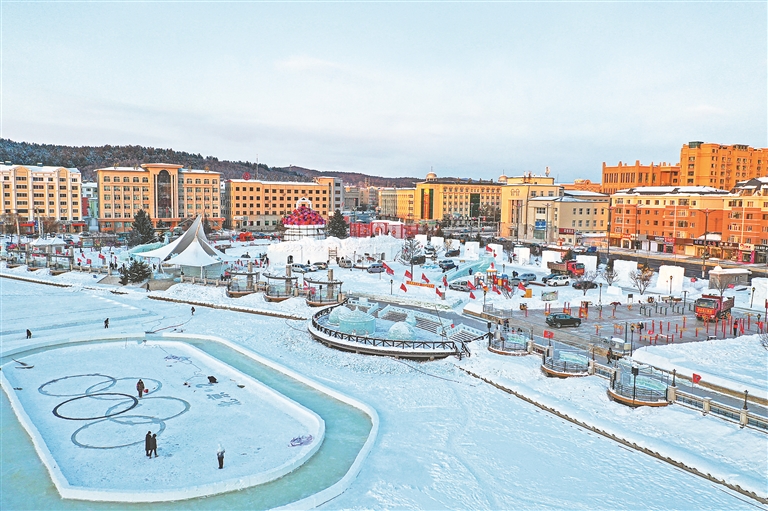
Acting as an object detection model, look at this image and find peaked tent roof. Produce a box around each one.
[164,238,222,267]
[136,216,232,264]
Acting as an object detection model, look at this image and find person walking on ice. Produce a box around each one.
[104,318,109,329]
[150,433,158,457]
[26,329,32,339]
[191,306,195,315]
[136,379,145,398]
[145,431,152,458]
[217,445,225,469]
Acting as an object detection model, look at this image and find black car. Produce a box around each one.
[545,313,582,328]
[572,281,598,290]
[439,259,457,270]
[445,248,460,257]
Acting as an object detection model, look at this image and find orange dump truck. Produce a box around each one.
[694,294,735,320]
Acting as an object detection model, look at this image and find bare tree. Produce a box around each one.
[601,266,619,286]
[708,271,732,299]
[575,271,599,296]
[629,267,654,295]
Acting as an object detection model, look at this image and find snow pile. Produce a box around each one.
[514,246,531,265]
[540,250,560,271]
[575,255,597,274]
[613,259,638,285]
[656,265,685,294]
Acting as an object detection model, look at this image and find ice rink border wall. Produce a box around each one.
[0,332,379,508]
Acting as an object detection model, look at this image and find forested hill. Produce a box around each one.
[0,139,418,188]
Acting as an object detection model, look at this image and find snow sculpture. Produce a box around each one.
[282,201,326,241]
[613,260,639,285]
[515,246,530,265]
[387,321,414,340]
[575,255,597,274]
[405,311,417,327]
[657,265,684,294]
[540,250,561,271]
[338,310,376,336]
[328,305,354,326]
[464,241,480,259]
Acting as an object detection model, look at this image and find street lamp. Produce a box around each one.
[599,282,603,306]
[607,205,614,266]
[668,275,673,296]
[751,287,755,308]
[390,278,393,295]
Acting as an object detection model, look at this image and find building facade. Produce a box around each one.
[414,172,502,223]
[95,163,222,233]
[601,161,680,195]
[680,141,767,190]
[223,178,333,231]
[498,173,562,240]
[395,188,416,223]
[377,188,398,219]
[0,163,84,233]
[526,195,609,246]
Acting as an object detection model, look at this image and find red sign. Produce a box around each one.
[692,373,702,384]
[543,330,554,339]
[559,228,575,234]
[242,172,251,180]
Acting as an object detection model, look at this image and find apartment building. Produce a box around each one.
[95,163,222,233]
[609,186,733,258]
[318,177,344,212]
[395,188,416,223]
[526,192,609,246]
[0,163,84,233]
[680,141,767,190]
[377,188,398,218]
[223,178,333,231]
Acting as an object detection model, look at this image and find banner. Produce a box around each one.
[406,280,435,289]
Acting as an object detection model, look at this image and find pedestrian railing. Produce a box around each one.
[489,335,527,354]
[543,357,589,375]
[611,381,666,403]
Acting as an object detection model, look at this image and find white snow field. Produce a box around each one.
[1,258,767,510]
[1,340,324,502]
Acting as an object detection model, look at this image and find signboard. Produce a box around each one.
[543,330,554,339]
[693,239,720,247]
[739,243,754,251]
[559,228,575,234]
[541,290,558,301]
[755,245,768,252]
[406,280,435,289]
[534,220,547,231]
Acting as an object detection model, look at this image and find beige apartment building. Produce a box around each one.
[498,173,562,240]
[223,178,334,231]
[395,188,416,223]
[95,163,222,233]
[377,188,398,218]
[0,163,84,233]
[526,192,609,246]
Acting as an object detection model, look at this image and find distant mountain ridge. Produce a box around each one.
[0,139,419,188]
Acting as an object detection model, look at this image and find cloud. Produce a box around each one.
[275,55,343,72]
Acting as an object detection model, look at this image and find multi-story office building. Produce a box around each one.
[601,161,680,195]
[318,177,344,212]
[414,172,502,223]
[95,163,222,233]
[344,186,362,210]
[223,178,333,231]
[680,141,767,190]
[526,192,609,246]
[377,188,398,218]
[498,173,562,240]
[0,163,84,233]
[395,188,416,223]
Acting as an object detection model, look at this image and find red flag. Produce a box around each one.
[467,281,476,290]
[504,284,512,292]
[469,291,476,299]
[386,267,394,275]
[692,373,702,384]
[405,270,413,280]
[485,245,492,252]
[443,275,448,287]
[518,282,526,291]
[382,261,391,271]
[436,287,443,297]
[543,330,554,339]
[421,273,430,284]
[400,283,408,292]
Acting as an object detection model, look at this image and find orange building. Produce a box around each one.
[680,141,768,190]
[609,186,732,258]
[601,161,680,195]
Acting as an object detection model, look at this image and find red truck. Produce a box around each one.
[237,232,255,242]
[547,260,585,277]
[694,294,735,320]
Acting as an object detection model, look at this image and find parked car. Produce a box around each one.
[411,255,427,265]
[572,281,598,290]
[339,258,353,268]
[541,273,559,284]
[367,263,385,273]
[445,248,460,257]
[546,275,571,286]
[449,280,472,292]
[311,262,328,271]
[546,313,582,328]
[518,272,537,282]
[291,264,312,274]
[508,278,529,288]
[439,259,457,271]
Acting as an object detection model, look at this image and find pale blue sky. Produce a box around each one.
[2,1,766,181]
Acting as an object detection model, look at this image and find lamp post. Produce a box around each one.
[743,390,749,410]
[390,278,393,295]
[599,282,603,306]
[487,321,492,341]
[607,205,614,266]
[631,365,639,407]
[683,290,688,308]
[668,275,673,296]
[751,287,755,308]
[702,208,710,278]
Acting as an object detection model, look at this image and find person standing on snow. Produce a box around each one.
[145,431,152,458]
[136,379,145,398]
[104,318,109,329]
[217,445,225,469]
[150,434,158,457]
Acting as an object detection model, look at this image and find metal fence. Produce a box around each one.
[489,335,528,354]
[543,357,589,375]
[611,381,666,402]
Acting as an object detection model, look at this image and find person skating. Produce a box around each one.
[136,379,145,398]
[191,306,195,315]
[217,445,225,469]
[104,318,109,329]
[145,431,152,458]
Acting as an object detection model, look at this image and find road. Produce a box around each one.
[604,247,768,280]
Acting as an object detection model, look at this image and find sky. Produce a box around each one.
[2,1,766,182]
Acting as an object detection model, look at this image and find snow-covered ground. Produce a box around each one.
[633,336,768,400]
[2,239,768,509]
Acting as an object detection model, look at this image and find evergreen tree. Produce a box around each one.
[127,259,152,283]
[564,248,575,261]
[129,210,156,247]
[326,210,349,239]
[118,264,129,285]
